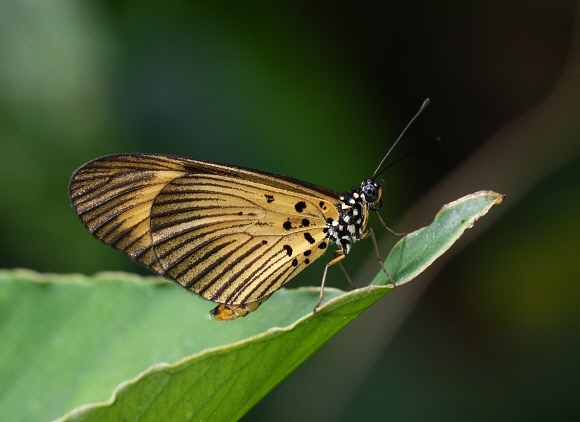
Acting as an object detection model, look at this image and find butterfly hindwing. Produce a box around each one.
[69,153,340,307]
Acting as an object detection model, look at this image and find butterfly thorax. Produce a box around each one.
[326,179,382,255]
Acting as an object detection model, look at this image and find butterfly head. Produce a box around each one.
[361,179,383,211]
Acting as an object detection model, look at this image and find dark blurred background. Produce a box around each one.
[1,1,578,421]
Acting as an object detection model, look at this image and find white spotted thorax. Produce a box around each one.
[325,179,384,255]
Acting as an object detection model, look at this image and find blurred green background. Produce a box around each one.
[1,1,578,421]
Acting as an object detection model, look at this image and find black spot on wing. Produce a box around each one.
[283,245,293,256]
[301,218,310,227]
[304,233,315,244]
[291,259,298,267]
[265,194,274,203]
[294,201,306,212]
[283,221,292,230]
[318,242,327,249]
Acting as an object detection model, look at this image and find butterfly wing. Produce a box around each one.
[69,153,340,308]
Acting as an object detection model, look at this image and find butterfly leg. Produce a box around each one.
[314,253,346,315]
[362,227,395,287]
[373,209,406,236]
[336,259,355,290]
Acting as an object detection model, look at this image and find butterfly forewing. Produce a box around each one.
[69,154,340,307]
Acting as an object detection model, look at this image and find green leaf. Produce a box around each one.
[373,190,505,286]
[0,191,503,422]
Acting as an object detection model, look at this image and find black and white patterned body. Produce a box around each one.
[326,179,383,255]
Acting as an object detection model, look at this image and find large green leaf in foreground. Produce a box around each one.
[0,191,503,422]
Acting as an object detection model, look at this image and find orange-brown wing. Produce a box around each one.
[69,153,340,305]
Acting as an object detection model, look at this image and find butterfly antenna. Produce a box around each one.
[375,136,441,177]
[372,98,430,179]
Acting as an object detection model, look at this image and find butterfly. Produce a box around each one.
[69,99,429,320]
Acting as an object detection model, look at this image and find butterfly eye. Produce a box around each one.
[361,181,380,203]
